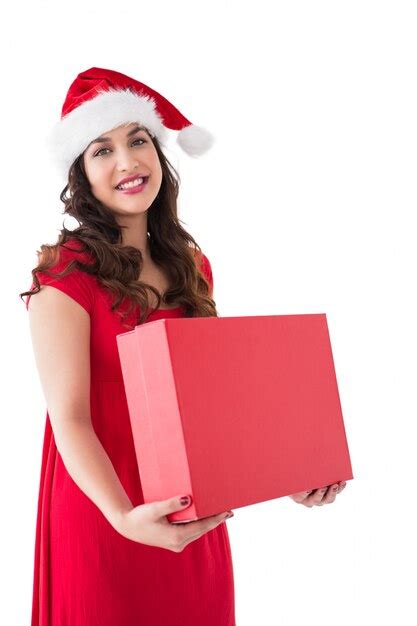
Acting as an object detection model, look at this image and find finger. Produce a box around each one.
[177,531,205,551]
[290,491,312,503]
[303,487,329,507]
[321,483,339,504]
[176,512,229,550]
[175,511,229,546]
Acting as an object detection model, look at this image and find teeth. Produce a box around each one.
[117,177,145,189]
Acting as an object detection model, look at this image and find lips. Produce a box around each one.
[116,177,149,194]
[115,173,149,187]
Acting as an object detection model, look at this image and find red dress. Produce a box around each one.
[24,239,235,626]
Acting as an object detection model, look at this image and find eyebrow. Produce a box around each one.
[87,125,147,149]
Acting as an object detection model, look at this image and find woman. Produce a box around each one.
[20,67,346,625]
[20,67,236,626]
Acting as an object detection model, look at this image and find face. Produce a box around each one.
[82,122,163,217]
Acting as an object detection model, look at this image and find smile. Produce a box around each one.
[116,176,149,194]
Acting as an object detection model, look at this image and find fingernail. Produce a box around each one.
[180,496,192,506]
[333,486,339,492]
[226,512,234,519]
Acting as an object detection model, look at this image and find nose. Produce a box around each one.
[116,146,143,172]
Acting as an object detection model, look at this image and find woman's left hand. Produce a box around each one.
[289,481,347,507]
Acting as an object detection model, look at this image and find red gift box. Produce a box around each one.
[116,313,353,523]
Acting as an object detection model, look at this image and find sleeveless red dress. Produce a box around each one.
[24,239,235,626]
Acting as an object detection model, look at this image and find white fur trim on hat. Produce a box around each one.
[46,88,168,178]
[176,124,215,157]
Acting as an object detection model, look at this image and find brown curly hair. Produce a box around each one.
[19,130,217,329]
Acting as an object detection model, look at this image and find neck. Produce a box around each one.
[120,227,151,258]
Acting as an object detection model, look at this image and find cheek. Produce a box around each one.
[147,146,162,172]
[154,167,163,186]
[150,157,163,184]
[87,162,112,190]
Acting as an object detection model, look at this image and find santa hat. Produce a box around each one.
[47,67,215,178]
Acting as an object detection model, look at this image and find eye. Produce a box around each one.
[132,138,146,146]
[93,137,147,157]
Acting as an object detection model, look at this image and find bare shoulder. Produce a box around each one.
[28,285,92,427]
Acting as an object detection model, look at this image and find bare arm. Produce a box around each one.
[28,286,132,528]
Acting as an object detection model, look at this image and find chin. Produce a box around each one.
[115,204,150,213]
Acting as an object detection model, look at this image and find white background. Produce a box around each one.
[2,1,417,624]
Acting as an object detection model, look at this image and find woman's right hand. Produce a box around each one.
[111,496,234,552]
